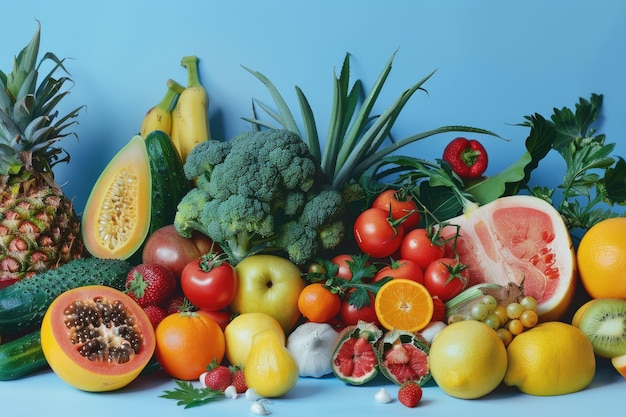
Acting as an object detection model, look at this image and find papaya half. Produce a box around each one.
[40,285,156,392]
[81,135,152,261]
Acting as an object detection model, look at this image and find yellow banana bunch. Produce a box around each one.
[140,79,185,137]
[170,55,211,162]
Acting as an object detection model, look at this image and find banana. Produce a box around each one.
[170,55,211,162]
[140,78,185,138]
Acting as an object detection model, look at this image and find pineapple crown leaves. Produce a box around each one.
[0,21,84,177]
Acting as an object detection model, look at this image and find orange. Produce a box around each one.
[374,278,434,332]
[297,283,341,323]
[155,311,225,380]
[577,217,626,299]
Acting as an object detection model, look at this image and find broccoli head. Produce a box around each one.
[174,128,345,265]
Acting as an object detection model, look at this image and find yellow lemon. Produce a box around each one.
[577,217,626,299]
[245,328,299,398]
[224,312,285,367]
[429,320,507,399]
[504,321,596,395]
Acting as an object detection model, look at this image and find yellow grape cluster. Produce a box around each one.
[450,295,539,346]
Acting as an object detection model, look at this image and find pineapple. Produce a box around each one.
[0,22,84,287]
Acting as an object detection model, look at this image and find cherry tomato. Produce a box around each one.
[180,254,238,311]
[423,257,469,302]
[339,291,380,326]
[400,228,446,270]
[353,207,405,259]
[374,258,424,284]
[371,189,421,230]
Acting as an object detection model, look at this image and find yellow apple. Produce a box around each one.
[232,254,306,333]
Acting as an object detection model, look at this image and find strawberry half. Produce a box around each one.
[125,263,177,308]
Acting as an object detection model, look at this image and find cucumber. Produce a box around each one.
[0,257,133,334]
[0,330,47,380]
[144,130,191,234]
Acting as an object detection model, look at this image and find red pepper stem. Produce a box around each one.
[460,148,482,167]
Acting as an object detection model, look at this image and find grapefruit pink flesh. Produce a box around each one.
[438,195,576,321]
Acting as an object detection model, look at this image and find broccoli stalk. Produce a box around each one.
[174,129,345,265]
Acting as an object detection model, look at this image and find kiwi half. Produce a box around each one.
[578,298,626,358]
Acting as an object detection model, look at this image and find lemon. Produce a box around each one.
[504,321,596,395]
[245,328,299,398]
[224,312,285,367]
[429,320,507,399]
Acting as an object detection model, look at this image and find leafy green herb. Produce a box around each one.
[159,380,223,409]
[527,94,626,235]
[308,254,384,308]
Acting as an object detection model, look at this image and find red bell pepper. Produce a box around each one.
[442,137,488,179]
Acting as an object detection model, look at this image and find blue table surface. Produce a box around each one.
[0,354,621,416]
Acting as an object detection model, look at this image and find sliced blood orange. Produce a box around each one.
[378,329,431,386]
[437,195,576,321]
[374,279,434,332]
[331,321,382,385]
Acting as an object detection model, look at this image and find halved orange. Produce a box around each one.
[374,279,434,332]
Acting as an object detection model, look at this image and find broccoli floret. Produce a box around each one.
[174,128,345,264]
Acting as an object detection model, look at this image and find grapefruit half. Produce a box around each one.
[437,195,576,321]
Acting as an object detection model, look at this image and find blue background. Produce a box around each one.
[4,0,626,215]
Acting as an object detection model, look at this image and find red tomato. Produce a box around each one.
[400,228,446,270]
[197,309,233,331]
[331,254,366,280]
[353,207,405,259]
[180,254,238,311]
[142,224,218,278]
[339,292,379,326]
[371,189,421,230]
[423,257,469,302]
[374,259,424,284]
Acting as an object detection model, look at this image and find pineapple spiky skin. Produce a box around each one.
[0,22,85,286]
[0,185,84,288]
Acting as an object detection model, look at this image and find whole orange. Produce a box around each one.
[577,217,626,299]
[155,311,225,380]
[297,283,341,323]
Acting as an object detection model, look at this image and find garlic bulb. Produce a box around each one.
[286,322,339,377]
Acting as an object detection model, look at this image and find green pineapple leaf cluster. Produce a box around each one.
[0,20,84,182]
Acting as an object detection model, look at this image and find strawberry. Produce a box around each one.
[125,263,177,308]
[430,295,446,323]
[200,361,232,391]
[143,305,167,329]
[230,366,248,393]
[398,381,423,408]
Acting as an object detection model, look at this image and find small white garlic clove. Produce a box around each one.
[250,400,271,415]
[224,385,238,399]
[245,388,262,401]
[374,388,392,404]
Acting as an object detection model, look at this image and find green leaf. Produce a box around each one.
[241,65,299,134]
[159,380,222,409]
[295,86,321,164]
[604,157,626,205]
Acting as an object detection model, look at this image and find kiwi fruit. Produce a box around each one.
[578,298,626,358]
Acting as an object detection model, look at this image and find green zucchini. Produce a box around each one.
[144,130,191,234]
[0,257,133,334]
[0,330,47,380]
